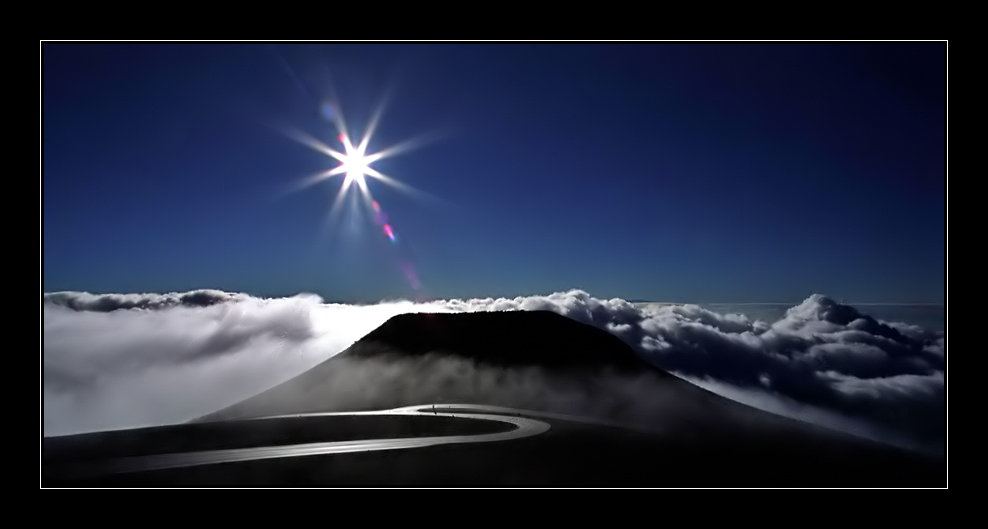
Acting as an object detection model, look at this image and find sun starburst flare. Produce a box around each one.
[280,101,444,222]
[276,98,441,299]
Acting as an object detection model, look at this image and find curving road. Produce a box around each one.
[46,404,551,480]
[264,403,664,432]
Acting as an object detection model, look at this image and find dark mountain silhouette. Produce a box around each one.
[349,310,659,373]
[202,310,723,423]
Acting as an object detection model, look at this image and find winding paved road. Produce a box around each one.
[46,404,552,480]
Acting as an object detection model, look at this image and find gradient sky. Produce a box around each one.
[42,43,945,304]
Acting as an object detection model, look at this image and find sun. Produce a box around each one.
[282,102,440,220]
[337,134,372,188]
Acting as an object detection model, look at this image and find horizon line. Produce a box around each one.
[41,290,945,307]
[629,301,945,307]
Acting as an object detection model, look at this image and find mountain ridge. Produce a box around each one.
[199,310,921,456]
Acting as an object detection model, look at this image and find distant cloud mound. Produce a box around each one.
[42,289,944,455]
[44,289,248,312]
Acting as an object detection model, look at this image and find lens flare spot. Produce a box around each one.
[401,261,422,290]
[383,224,395,242]
[321,104,335,121]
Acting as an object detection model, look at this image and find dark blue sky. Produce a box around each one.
[43,43,945,304]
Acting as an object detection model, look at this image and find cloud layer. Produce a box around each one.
[43,289,249,312]
[42,289,944,455]
[43,293,450,436]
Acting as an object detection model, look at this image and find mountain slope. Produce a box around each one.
[199,311,918,449]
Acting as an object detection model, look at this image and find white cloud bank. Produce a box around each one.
[42,289,944,455]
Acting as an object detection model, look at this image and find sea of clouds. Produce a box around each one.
[42,289,945,456]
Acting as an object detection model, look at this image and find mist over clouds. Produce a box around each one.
[439,291,944,452]
[43,290,944,455]
[43,292,451,435]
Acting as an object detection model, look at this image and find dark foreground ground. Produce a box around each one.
[44,412,945,488]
